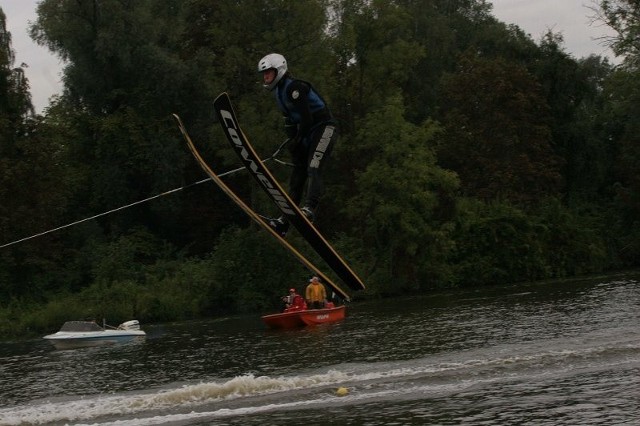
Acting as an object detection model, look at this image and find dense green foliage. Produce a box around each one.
[1,0,639,338]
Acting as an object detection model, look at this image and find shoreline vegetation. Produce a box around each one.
[2,269,639,341]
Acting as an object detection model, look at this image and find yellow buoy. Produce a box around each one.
[336,387,349,396]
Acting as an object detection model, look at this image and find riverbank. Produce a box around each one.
[3,269,638,342]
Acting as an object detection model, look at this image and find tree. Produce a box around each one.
[595,0,640,265]
[600,67,640,264]
[30,1,213,245]
[530,32,615,201]
[438,52,563,203]
[0,7,34,151]
[327,0,425,123]
[0,9,79,300]
[597,0,640,66]
[344,93,459,292]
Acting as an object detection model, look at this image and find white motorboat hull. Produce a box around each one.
[43,320,146,349]
[43,330,146,349]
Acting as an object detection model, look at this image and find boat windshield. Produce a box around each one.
[59,321,104,332]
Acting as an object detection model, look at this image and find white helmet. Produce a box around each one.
[258,53,287,90]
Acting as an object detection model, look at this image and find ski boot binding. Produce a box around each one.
[268,216,290,237]
[301,206,315,223]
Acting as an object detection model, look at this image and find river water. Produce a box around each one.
[1,274,639,425]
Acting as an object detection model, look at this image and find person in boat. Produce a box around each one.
[257,53,337,237]
[305,276,327,309]
[282,288,306,312]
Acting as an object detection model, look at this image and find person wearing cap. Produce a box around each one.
[281,287,306,312]
[281,288,296,309]
[305,276,327,309]
[257,53,337,237]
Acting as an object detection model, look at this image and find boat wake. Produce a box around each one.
[2,335,638,425]
[0,370,355,425]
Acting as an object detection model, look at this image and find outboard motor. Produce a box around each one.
[118,320,141,330]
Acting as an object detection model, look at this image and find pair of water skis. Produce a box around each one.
[173,93,365,326]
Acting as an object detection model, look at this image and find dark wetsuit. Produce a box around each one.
[274,75,337,211]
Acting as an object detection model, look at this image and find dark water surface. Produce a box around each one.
[1,274,639,425]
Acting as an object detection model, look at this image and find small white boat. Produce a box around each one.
[43,319,146,349]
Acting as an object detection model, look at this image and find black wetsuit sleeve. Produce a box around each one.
[287,80,312,137]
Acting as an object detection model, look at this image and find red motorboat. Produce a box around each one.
[299,305,346,326]
[261,304,346,329]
